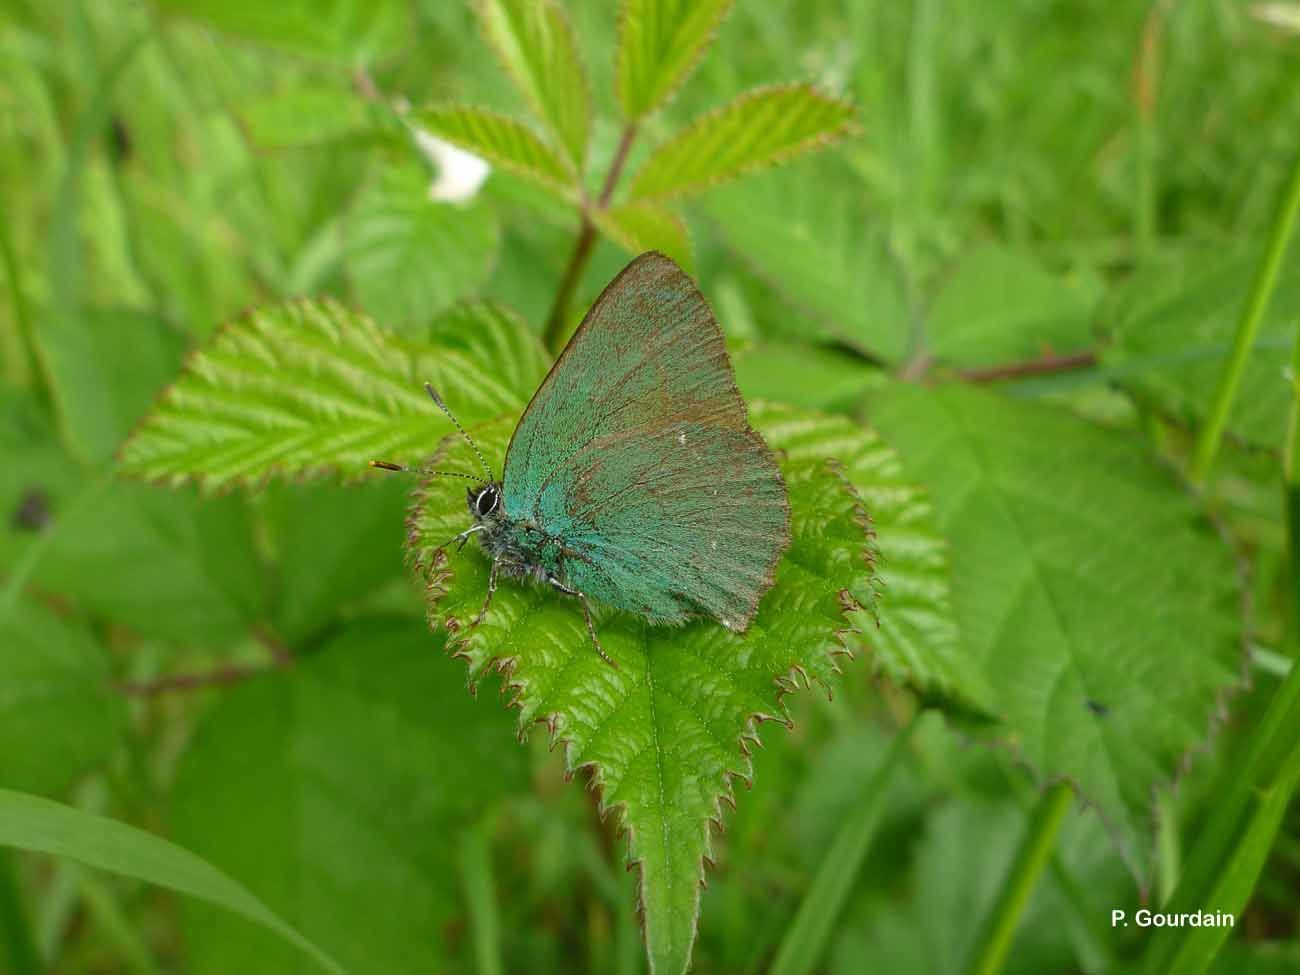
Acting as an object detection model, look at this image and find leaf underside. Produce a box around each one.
[406,404,881,974]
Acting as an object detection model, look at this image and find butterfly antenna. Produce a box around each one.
[367,460,482,482]
[424,383,495,482]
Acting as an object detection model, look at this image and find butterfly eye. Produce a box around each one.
[474,486,499,518]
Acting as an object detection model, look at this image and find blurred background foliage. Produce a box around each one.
[2,0,1300,973]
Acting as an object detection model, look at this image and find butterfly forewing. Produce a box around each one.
[502,252,790,630]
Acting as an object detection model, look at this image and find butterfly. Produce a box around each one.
[373,252,790,668]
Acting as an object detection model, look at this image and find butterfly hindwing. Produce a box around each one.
[502,252,789,630]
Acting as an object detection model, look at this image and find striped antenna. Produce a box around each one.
[367,460,483,482]
[424,383,495,482]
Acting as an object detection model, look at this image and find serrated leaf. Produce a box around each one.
[708,162,911,363]
[927,245,1100,368]
[627,86,856,203]
[118,298,529,489]
[869,384,1245,880]
[0,600,124,795]
[756,405,994,716]
[475,0,590,168]
[407,406,882,974]
[1101,247,1300,451]
[412,106,576,197]
[592,202,694,272]
[0,789,345,975]
[424,300,551,399]
[616,0,735,120]
[348,161,501,330]
[172,618,527,974]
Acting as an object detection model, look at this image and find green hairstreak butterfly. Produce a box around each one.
[373,252,790,667]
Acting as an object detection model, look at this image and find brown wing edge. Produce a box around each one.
[509,251,792,629]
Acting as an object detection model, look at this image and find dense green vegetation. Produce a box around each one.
[3,1,1300,973]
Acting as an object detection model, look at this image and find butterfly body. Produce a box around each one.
[386,252,790,664]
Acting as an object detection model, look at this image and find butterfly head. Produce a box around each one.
[467,482,503,522]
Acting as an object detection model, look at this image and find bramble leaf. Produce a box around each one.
[869,384,1245,881]
[627,86,857,203]
[348,161,500,330]
[171,619,527,974]
[475,0,590,168]
[616,0,735,120]
[412,105,576,197]
[118,299,540,489]
[406,406,884,974]
[754,404,994,716]
[592,202,694,271]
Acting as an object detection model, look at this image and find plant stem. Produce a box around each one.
[542,124,638,353]
[963,781,1073,975]
[955,350,1098,384]
[1190,143,1300,484]
[768,711,922,975]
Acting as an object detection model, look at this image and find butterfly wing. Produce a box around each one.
[502,252,789,630]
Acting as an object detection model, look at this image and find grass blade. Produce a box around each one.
[962,782,1074,975]
[1190,143,1300,483]
[769,712,921,975]
[0,790,347,975]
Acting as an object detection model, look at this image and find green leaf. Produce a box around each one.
[236,88,378,151]
[412,106,576,197]
[154,0,406,62]
[927,245,1099,368]
[616,0,736,120]
[0,599,124,795]
[869,384,1245,880]
[0,789,346,975]
[36,484,266,646]
[475,0,590,168]
[118,298,529,489]
[1101,247,1300,451]
[627,85,856,203]
[265,478,412,645]
[757,405,994,716]
[708,162,911,362]
[407,406,881,975]
[424,300,551,400]
[348,161,501,330]
[172,618,527,974]
[36,309,186,465]
[592,202,694,272]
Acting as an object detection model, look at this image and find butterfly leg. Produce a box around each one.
[547,576,618,670]
[440,524,483,552]
[471,559,500,629]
